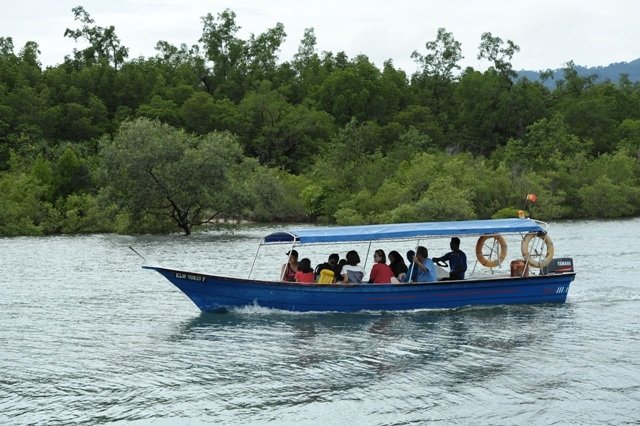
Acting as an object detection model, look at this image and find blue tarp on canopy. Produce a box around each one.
[262,218,545,245]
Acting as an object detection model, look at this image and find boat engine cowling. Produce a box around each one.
[541,258,574,274]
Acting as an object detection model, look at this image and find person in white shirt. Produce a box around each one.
[341,250,365,283]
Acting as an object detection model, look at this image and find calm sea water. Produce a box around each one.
[1,220,639,425]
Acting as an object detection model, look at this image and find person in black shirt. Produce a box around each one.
[432,237,467,280]
[388,250,408,279]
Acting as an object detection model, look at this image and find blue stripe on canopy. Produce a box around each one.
[262,218,545,245]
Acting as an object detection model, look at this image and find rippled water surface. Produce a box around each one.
[1,220,639,425]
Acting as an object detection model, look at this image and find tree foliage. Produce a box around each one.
[101,118,255,234]
[64,6,129,69]
[1,7,640,235]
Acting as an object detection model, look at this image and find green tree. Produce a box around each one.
[554,61,596,96]
[578,176,638,218]
[314,55,391,125]
[477,32,520,82]
[411,27,462,119]
[246,22,286,83]
[452,69,505,153]
[101,118,253,234]
[493,114,591,171]
[617,118,640,158]
[57,192,119,233]
[0,171,58,235]
[237,84,334,171]
[137,95,181,126]
[64,6,129,69]
[559,83,621,155]
[289,28,328,103]
[416,176,476,221]
[238,159,306,222]
[412,28,463,82]
[53,145,92,198]
[199,9,247,99]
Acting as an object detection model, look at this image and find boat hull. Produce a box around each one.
[145,266,576,313]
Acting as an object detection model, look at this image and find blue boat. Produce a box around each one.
[143,218,576,313]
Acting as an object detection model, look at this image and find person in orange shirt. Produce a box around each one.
[295,258,315,284]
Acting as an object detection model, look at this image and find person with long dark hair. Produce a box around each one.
[388,250,408,279]
[281,250,299,281]
[368,249,395,284]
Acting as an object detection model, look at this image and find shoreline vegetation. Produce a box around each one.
[1,7,640,236]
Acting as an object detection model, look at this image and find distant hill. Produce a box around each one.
[517,58,640,88]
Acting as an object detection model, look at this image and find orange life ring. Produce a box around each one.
[475,235,508,268]
[521,232,554,268]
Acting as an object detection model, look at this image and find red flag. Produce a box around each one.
[527,193,538,203]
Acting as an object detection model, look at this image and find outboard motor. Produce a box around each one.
[541,258,574,274]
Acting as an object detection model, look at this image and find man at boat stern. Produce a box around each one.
[432,237,467,280]
[410,246,437,283]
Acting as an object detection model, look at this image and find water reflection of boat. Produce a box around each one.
[143,218,575,313]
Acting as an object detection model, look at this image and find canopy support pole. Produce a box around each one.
[248,242,263,279]
[279,243,296,280]
[406,240,421,282]
[362,241,373,272]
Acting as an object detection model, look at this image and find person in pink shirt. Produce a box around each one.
[368,249,396,284]
[295,258,316,284]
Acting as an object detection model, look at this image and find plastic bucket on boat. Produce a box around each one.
[510,259,529,277]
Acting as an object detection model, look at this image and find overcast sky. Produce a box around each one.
[3,0,639,73]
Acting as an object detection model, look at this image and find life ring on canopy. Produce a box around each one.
[475,234,508,268]
[521,232,554,268]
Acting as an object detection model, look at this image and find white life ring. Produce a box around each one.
[521,232,554,268]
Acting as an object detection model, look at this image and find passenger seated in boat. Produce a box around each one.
[341,250,365,283]
[295,258,315,284]
[432,237,467,280]
[410,246,437,283]
[369,249,396,284]
[281,250,299,281]
[388,250,408,280]
[315,253,341,283]
[403,250,418,282]
[338,258,347,268]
